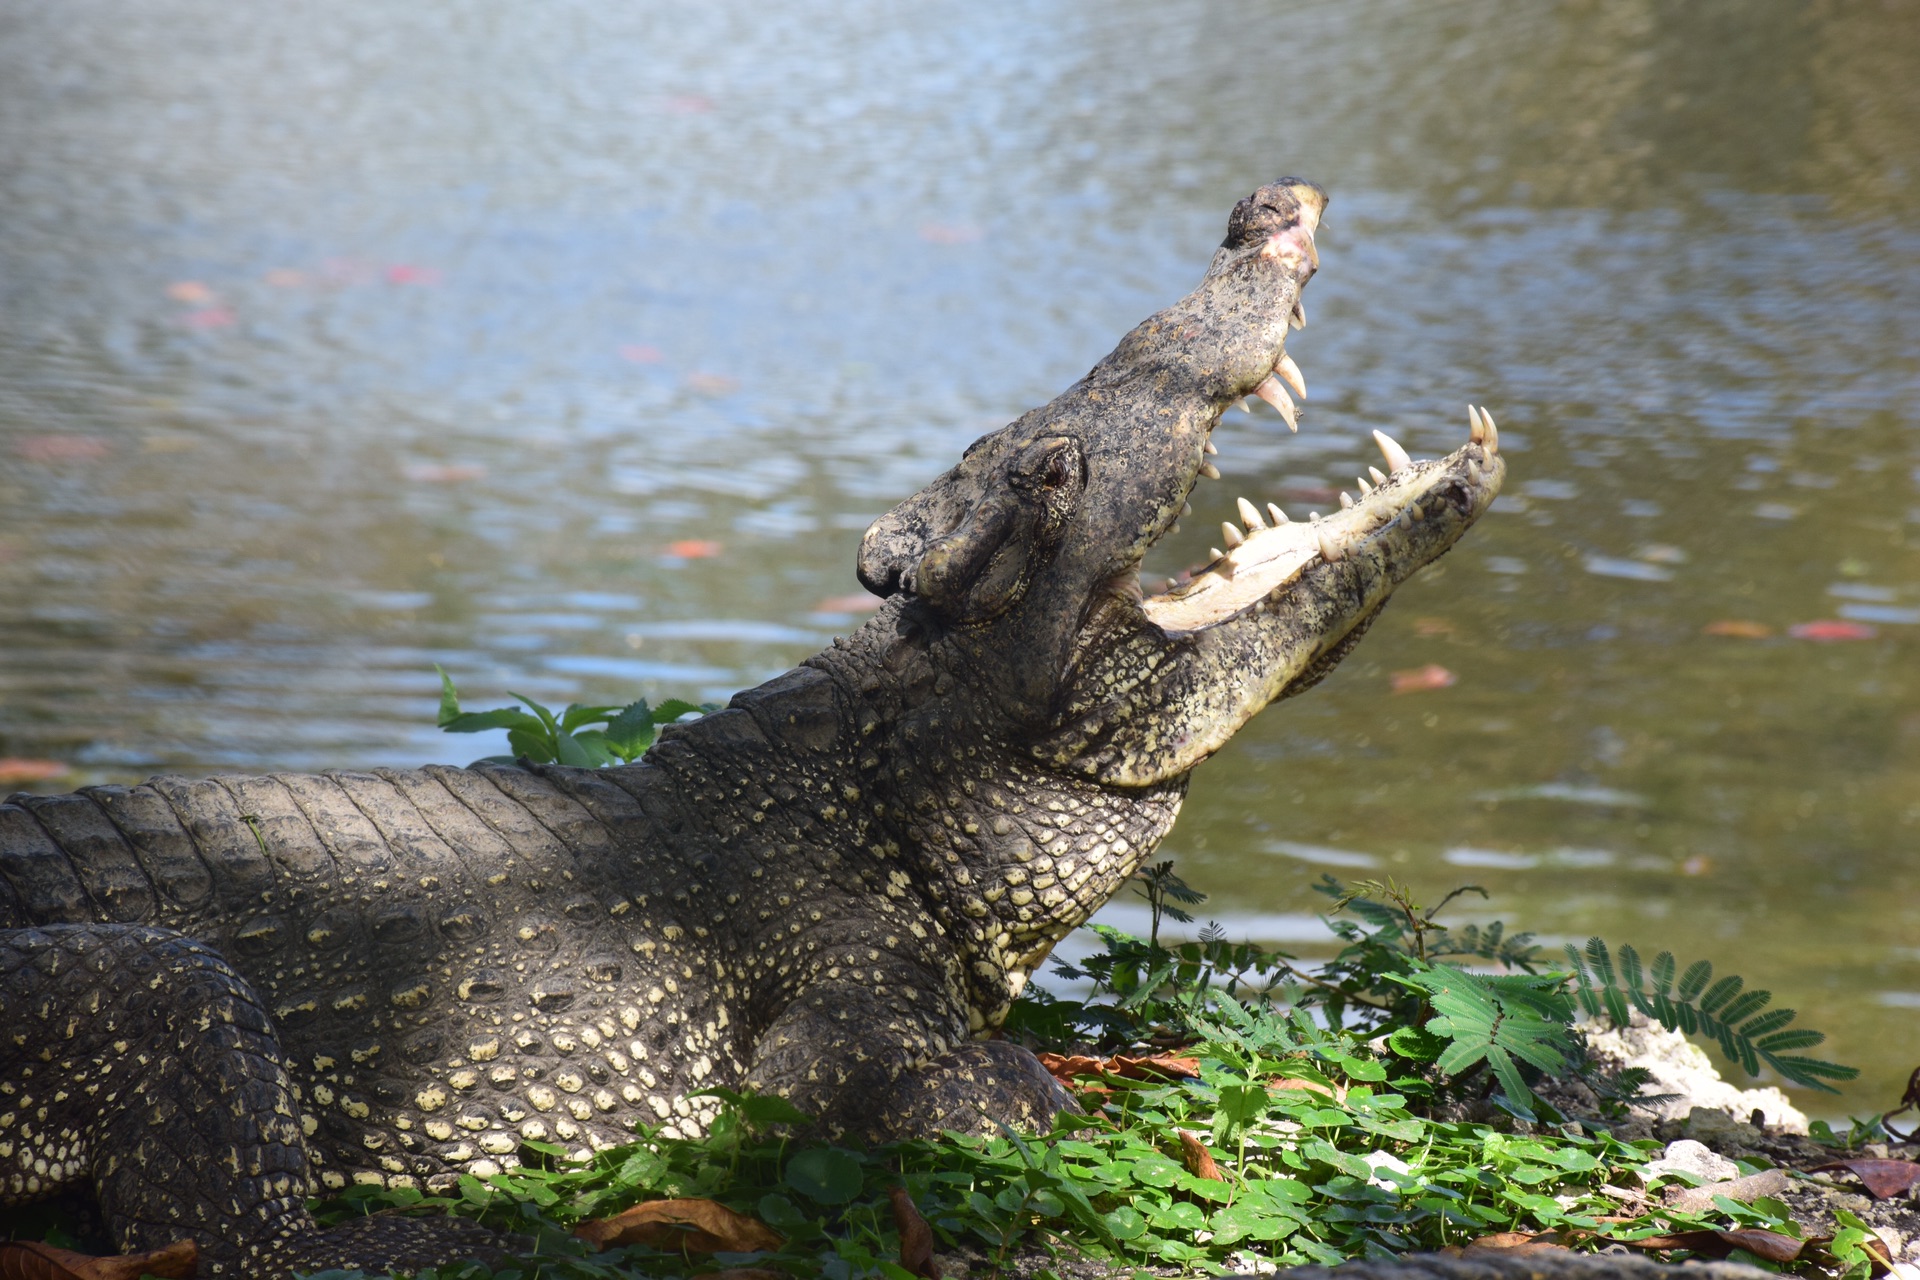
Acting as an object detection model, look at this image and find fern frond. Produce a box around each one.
[1567,938,1858,1093]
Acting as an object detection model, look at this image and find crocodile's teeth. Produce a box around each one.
[1267,502,1289,524]
[1468,459,1483,486]
[1236,497,1265,530]
[1200,462,1221,481]
[1209,547,1225,561]
[1203,438,1219,455]
[1221,522,1244,549]
[1275,353,1307,398]
[1169,522,1180,534]
[1469,405,1487,445]
[1338,491,1354,509]
[1290,298,1306,330]
[1253,375,1298,431]
[1316,523,1342,562]
[1482,406,1501,454]
[1410,502,1424,520]
[1356,476,1373,495]
[1181,501,1192,516]
[1238,397,1252,414]
[1369,466,1388,485]
[1372,429,1413,474]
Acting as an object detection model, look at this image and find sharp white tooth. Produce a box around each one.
[1468,459,1483,486]
[1339,491,1355,509]
[1369,466,1388,485]
[1410,502,1425,520]
[1238,398,1252,414]
[1482,406,1500,454]
[1372,429,1413,474]
[1253,375,1298,431]
[1181,502,1192,516]
[1290,299,1306,330]
[1203,438,1219,455]
[1316,524,1342,562]
[1200,462,1221,480]
[1236,497,1265,529]
[1221,522,1244,549]
[1469,405,1487,445]
[1275,353,1307,398]
[1310,511,1321,522]
[1169,522,1180,534]
[1357,476,1373,495]
[1209,547,1225,561]
[1267,502,1289,524]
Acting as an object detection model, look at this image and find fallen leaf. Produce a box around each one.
[1704,620,1773,638]
[1390,664,1456,694]
[1413,617,1457,637]
[402,463,487,484]
[620,344,665,364]
[165,281,214,303]
[665,540,723,559]
[889,1187,939,1279]
[1812,1158,1920,1200]
[918,223,983,245]
[1175,1129,1222,1181]
[177,307,235,329]
[263,268,306,287]
[0,1239,197,1280]
[1789,619,1877,641]
[13,435,110,463]
[813,593,883,614]
[684,372,739,396]
[1462,1231,1571,1255]
[574,1198,782,1254]
[1624,1228,1806,1263]
[1036,1051,1201,1084]
[384,264,442,285]
[0,759,72,786]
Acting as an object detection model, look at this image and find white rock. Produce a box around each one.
[1579,1014,1809,1133]
[1639,1138,1739,1185]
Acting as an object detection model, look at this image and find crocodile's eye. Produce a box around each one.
[1040,449,1074,490]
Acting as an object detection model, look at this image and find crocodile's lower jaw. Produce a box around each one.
[1142,406,1504,633]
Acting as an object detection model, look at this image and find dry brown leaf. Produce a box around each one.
[1269,1076,1341,1101]
[1035,1051,1199,1084]
[1812,1157,1920,1200]
[1460,1231,1571,1256]
[574,1198,783,1254]
[0,1239,198,1280]
[1175,1129,1222,1181]
[1624,1227,1806,1263]
[888,1186,939,1279]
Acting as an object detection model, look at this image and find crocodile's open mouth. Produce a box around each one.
[1138,409,1505,634]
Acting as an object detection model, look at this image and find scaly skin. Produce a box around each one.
[0,180,1507,1277]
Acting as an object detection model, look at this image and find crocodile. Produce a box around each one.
[0,179,1507,1277]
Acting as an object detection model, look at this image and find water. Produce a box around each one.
[2,0,1916,1117]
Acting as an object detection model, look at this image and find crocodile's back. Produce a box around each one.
[0,760,747,1180]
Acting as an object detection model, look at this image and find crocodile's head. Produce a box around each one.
[860,179,1505,785]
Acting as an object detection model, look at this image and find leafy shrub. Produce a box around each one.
[433,666,710,767]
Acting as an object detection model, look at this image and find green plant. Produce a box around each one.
[1562,938,1859,1093]
[433,666,710,768]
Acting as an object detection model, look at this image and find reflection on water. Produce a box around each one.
[2,0,1917,1113]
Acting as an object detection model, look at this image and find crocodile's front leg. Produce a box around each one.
[0,925,516,1280]
[742,956,1071,1143]
[1041,425,1505,787]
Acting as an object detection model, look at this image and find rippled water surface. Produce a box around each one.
[3,0,1917,1114]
